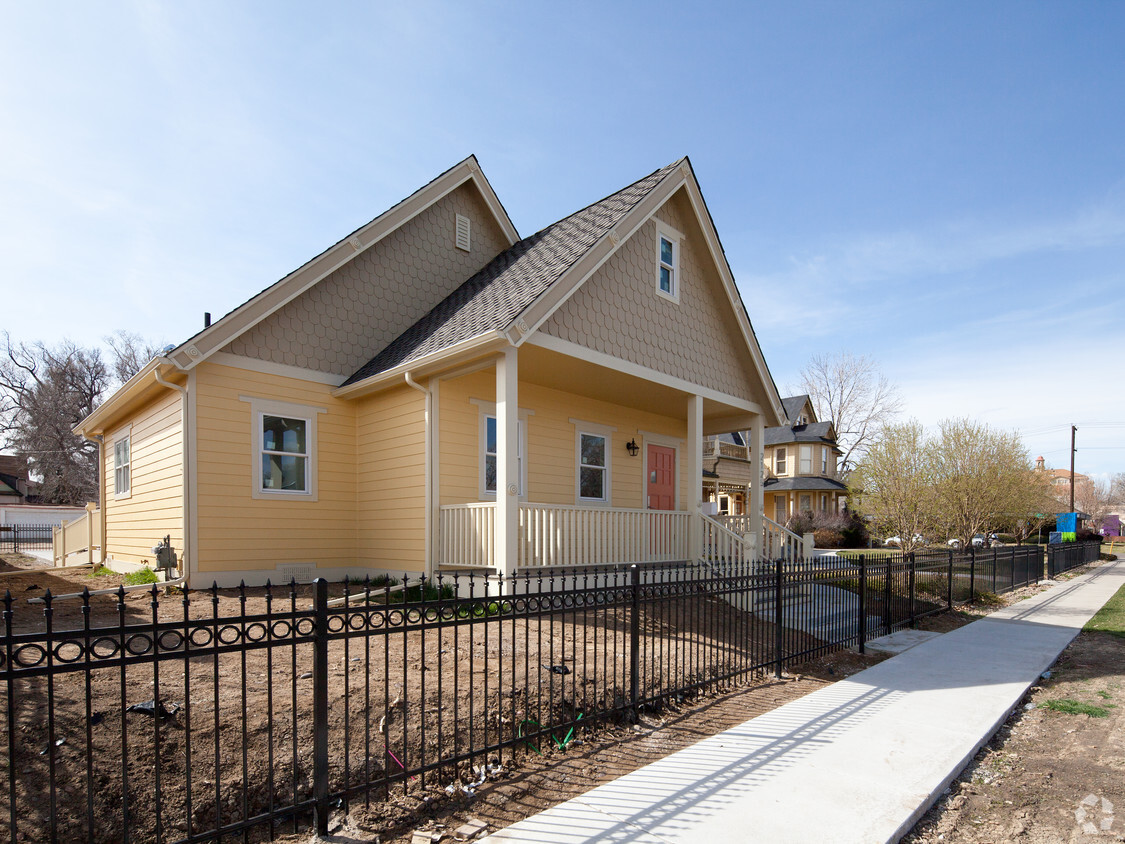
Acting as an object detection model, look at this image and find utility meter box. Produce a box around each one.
[152,535,178,576]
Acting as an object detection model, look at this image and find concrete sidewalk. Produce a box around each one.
[482,559,1125,844]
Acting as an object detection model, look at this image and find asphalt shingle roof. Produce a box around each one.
[764,477,848,492]
[782,395,810,423]
[342,160,683,387]
[763,420,839,448]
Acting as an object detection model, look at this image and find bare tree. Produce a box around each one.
[105,330,164,386]
[796,352,903,474]
[1074,477,1115,528]
[849,421,933,552]
[0,333,109,505]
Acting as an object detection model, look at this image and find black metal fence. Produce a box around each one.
[0,525,53,554]
[1046,540,1103,579]
[0,550,1035,843]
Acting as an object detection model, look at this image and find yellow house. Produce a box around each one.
[762,395,846,523]
[75,156,786,587]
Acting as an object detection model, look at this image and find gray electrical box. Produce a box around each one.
[152,535,178,576]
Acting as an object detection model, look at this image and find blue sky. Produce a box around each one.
[3,1,1124,477]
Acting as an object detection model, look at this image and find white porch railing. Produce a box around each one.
[438,502,693,568]
[701,514,752,566]
[703,439,751,460]
[52,505,101,566]
[714,513,807,561]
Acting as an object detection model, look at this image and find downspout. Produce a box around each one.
[403,372,433,579]
[154,361,190,581]
[92,434,107,564]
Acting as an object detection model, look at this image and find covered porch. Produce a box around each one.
[426,340,772,575]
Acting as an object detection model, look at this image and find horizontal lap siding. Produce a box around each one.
[439,368,686,509]
[356,385,426,573]
[194,362,357,573]
[104,390,184,565]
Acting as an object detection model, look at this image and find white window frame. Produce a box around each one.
[799,445,812,474]
[775,447,787,475]
[241,396,325,501]
[718,494,731,515]
[473,400,531,500]
[821,447,828,474]
[112,425,132,499]
[571,419,616,505]
[655,223,682,304]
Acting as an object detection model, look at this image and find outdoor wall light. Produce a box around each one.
[626,438,640,457]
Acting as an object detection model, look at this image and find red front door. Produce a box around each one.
[647,444,675,510]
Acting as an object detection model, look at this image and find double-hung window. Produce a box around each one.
[821,447,828,474]
[243,396,322,500]
[113,431,131,498]
[579,433,607,501]
[655,224,681,303]
[484,415,523,496]
[261,415,310,493]
[775,447,787,475]
[799,445,812,474]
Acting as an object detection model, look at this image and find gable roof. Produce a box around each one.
[341,161,682,386]
[782,395,812,424]
[337,159,786,426]
[161,155,520,373]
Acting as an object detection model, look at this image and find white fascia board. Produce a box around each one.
[168,159,520,372]
[73,357,170,437]
[679,171,786,427]
[508,168,688,346]
[331,332,510,399]
[526,333,763,415]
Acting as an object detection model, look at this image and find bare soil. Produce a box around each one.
[904,567,1125,843]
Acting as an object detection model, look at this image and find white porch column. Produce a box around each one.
[495,347,519,577]
[750,414,764,553]
[687,394,703,560]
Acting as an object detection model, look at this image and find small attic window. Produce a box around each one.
[455,214,471,252]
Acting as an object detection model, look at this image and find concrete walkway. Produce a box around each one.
[483,559,1125,844]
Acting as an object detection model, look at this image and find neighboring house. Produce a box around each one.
[762,395,846,523]
[701,431,755,516]
[75,156,786,587]
[0,454,86,527]
[1035,456,1092,503]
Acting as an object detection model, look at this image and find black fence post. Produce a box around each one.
[629,564,640,716]
[946,549,953,610]
[882,558,892,635]
[908,552,916,629]
[992,546,998,594]
[312,578,330,836]
[969,547,976,601]
[774,559,783,678]
[858,555,867,654]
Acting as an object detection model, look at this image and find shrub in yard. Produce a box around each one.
[813,528,844,548]
[124,567,159,586]
[1077,528,1102,543]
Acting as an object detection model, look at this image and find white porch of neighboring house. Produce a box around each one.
[428,342,772,576]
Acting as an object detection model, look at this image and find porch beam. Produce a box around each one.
[496,347,519,577]
[750,413,764,554]
[687,394,704,561]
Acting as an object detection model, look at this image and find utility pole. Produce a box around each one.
[1070,425,1077,513]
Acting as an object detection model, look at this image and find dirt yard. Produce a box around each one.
[904,568,1125,844]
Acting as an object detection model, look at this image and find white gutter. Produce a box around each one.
[154,360,191,582]
[403,372,434,579]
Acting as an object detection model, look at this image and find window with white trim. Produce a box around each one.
[655,225,680,302]
[242,396,323,500]
[578,432,608,501]
[799,494,811,513]
[821,447,828,474]
[775,447,787,475]
[113,434,131,497]
[799,445,812,474]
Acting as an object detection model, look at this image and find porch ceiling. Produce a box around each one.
[517,343,750,431]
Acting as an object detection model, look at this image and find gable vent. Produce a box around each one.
[455,214,471,252]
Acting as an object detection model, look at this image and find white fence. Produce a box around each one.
[438,502,693,568]
[52,506,101,566]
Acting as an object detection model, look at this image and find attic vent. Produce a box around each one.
[455,214,471,252]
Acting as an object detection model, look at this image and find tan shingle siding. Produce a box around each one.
[540,190,759,402]
[225,184,510,377]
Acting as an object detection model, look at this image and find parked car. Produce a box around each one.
[885,535,924,546]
